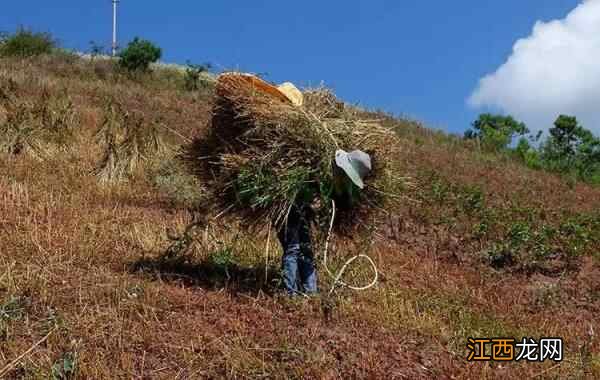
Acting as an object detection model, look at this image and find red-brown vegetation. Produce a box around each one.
[0,55,598,378]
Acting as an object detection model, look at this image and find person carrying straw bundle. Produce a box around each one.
[279,149,372,296]
[185,73,402,296]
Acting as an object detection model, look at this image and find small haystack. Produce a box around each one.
[185,73,403,231]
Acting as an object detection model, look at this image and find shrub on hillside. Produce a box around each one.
[0,28,56,58]
[515,137,543,170]
[118,37,162,73]
[183,62,212,91]
[541,115,600,182]
[465,113,529,152]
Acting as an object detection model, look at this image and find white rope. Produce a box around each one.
[321,200,379,295]
[264,221,272,286]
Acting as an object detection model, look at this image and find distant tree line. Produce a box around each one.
[465,113,600,184]
[0,27,56,57]
[0,27,163,72]
[0,28,212,92]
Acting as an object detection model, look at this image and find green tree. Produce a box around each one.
[541,115,600,182]
[118,37,162,73]
[547,115,580,158]
[515,137,542,169]
[0,27,56,58]
[465,113,529,151]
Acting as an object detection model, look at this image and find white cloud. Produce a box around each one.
[468,0,600,135]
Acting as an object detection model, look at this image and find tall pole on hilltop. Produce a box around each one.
[112,0,119,56]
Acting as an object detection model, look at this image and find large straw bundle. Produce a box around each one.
[185,73,402,231]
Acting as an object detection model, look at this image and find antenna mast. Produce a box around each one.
[112,0,119,56]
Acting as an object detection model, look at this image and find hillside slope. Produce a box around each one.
[0,54,599,378]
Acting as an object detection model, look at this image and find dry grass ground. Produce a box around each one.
[0,55,599,379]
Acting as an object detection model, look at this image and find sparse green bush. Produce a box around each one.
[118,37,162,73]
[0,28,56,58]
[471,223,487,238]
[465,113,529,152]
[459,186,484,215]
[183,62,212,91]
[51,352,77,380]
[429,179,450,204]
[507,221,532,248]
[558,216,597,256]
[210,246,236,271]
[515,137,543,169]
[417,168,599,271]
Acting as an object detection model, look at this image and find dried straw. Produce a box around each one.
[184,73,403,232]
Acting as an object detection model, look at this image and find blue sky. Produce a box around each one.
[1,0,581,135]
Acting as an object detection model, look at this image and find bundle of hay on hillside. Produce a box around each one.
[185,72,403,231]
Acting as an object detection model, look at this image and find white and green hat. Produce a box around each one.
[334,149,372,189]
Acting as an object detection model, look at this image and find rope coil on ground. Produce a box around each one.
[321,200,379,295]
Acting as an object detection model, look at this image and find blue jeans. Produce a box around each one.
[278,204,317,295]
